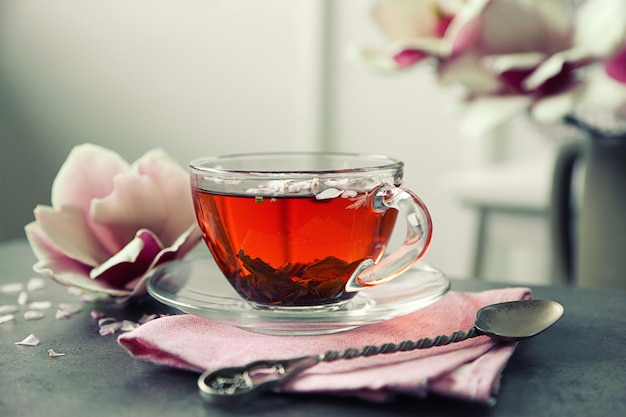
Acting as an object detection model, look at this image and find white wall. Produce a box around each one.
[0,0,315,240]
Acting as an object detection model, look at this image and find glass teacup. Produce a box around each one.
[189,152,432,310]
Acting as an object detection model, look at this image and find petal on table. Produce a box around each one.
[25,222,130,296]
[33,205,110,266]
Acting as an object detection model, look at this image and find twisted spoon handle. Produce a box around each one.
[321,327,480,362]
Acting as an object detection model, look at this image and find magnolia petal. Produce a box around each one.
[48,349,66,357]
[28,301,52,310]
[15,334,40,346]
[525,0,571,42]
[460,96,531,138]
[0,305,19,314]
[123,224,202,298]
[605,45,626,84]
[0,314,15,324]
[26,277,46,292]
[389,36,452,58]
[348,46,403,73]
[132,149,196,246]
[438,51,501,94]
[444,0,490,55]
[24,311,45,321]
[33,205,109,267]
[0,282,24,293]
[479,0,569,54]
[51,144,129,211]
[58,303,82,315]
[316,188,343,200]
[99,321,123,336]
[89,229,163,288]
[579,68,626,109]
[523,49,589,91]
[17,291,28,306]
[371,0,441,42]
[26,222,130,297]
[90,172,166,249]
[51,144,130,255]
[575,0,626,58]
[483,52,546,75]
[531,85,583,123]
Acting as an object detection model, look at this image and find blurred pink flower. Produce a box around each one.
[25,144,202,300]
[355,0,626,136]
[605,44,626,84]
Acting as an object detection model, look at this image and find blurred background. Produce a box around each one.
[0,0,556,283]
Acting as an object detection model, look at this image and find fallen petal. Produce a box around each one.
[17,291,29,306]
[24,311,45,321]
[55,309,72,319]
[27,277,46,292]
[67,287,83,296]
[0,283,24,293]
[90,310,105,320]
[15,334,41,346]
[138,313,158,324]
[28,301,53,310]
[0,314,15,324]
[0,304,19,314]
[47,349,66,357]
[99,321,123,336]
[97,317,117,326]
[120,320,139,332]
[58,303,82,315]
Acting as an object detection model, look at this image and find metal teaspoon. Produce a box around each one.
[197,299,564,404]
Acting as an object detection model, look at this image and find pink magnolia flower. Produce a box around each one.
[436,0,587,134]
[354,0,474,71]
[356,0,626,136]
[25,144,202,300]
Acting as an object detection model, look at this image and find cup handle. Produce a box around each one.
[345,185,433,292]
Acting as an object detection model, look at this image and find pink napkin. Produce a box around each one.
[119,287,531,404]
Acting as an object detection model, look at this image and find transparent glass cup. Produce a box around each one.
[189,152,432,310]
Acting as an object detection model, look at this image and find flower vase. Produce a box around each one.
[552,132,626,289]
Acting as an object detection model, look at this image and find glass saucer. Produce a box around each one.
[147,257,450,335]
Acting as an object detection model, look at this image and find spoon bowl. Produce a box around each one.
[475,299,564,342]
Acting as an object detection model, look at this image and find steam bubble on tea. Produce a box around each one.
[190,153,432,309]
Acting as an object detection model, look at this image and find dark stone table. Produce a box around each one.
[1,239,625,416]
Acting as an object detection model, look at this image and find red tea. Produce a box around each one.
[192,189,398,307]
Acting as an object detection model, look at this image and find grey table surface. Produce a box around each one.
[1,238,625,417]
